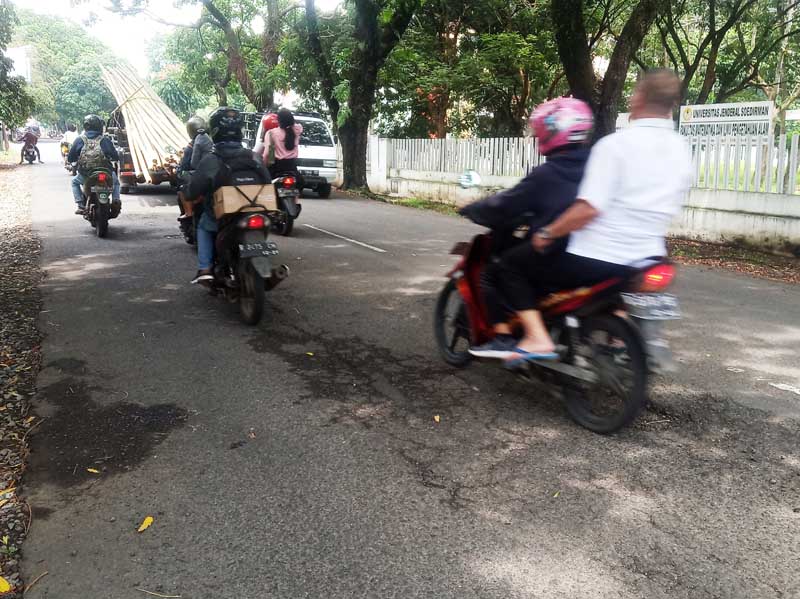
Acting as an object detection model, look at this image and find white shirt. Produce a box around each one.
[63,131,78,145]
[567,118,692,265]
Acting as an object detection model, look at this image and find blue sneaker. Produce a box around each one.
[469,335,518,359]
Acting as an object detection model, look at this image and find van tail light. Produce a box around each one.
[97,172,108,183]
[638,264,676,292]
[244,214,267,230]
[282,176,296,188]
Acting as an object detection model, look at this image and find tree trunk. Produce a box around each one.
[594,0,664,138]
[304,0,341,129]
[550,0,596,103]
[339,116,370,189]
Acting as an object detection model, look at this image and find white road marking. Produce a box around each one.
[303,224,387,253]
[769,383,800,396]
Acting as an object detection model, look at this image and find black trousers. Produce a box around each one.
[269,158,297,178]
[498,243,631,312]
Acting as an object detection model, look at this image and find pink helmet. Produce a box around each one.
[529,97,594,156]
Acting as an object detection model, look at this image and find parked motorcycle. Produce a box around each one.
[81,168,120,238]
[271,174,301,236]
[201,206,291,325]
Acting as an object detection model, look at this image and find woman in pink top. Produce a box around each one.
[262,108,303,177]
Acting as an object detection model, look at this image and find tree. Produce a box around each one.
[550,0,667,138]
[11,9,117,125]
[0,0,34,128]
[304,0,422,189]
[54,61,117,124]
[101,0,298,111]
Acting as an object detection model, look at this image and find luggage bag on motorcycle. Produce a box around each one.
[213,184,278,219]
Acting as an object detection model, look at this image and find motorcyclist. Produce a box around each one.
[498,69,692,365]
[63,123,78,146]
[186,107,271,284]
[19,127,43,164]
[61,124,78,165]
[176,116,213,226]
[463,97,594,359]
[67,114,121,215]
[262,108,302,178]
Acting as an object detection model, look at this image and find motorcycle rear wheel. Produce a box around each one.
[239,261,265,325]
[273,213,294,236]
[561,314,647,434]
[95,203,109,238]
[434,279,473,368]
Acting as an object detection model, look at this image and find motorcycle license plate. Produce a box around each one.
[622,293,681,320]
[239,241,279,259]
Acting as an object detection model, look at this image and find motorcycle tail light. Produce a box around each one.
[282,176,296,188]
[639,264,676,292]
[245,214,267,229]
[97,172,108,183]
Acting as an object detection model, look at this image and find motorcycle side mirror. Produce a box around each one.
[459,170,482,189]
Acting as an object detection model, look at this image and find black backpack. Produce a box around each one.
[217,148,269,188]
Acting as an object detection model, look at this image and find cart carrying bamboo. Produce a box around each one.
[101,64,189,193]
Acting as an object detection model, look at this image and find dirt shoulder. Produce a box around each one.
[668,237,799,285]
[0,164,44,596]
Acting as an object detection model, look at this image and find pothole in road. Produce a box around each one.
[29,370,188,487]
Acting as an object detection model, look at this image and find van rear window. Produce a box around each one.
[300,122,334,147]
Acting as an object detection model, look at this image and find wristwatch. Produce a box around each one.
[536,226,554,240]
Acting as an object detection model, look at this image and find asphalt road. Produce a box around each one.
[19,141,800,598]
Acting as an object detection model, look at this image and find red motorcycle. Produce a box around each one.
[433,233,681,434]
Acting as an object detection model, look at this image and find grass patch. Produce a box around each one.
[362,191,459,216]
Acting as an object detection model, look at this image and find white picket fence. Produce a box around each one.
[687,134,800,194]
[387,137,545,178]
[372,133,800,196]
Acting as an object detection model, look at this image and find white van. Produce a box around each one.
[254,112,337,198]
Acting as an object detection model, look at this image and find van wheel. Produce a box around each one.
[317,183,332,199]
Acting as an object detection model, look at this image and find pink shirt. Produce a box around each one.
[263,124,303,162]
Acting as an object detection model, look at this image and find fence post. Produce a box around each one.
[777,133,788,194]
[789,134,799,195]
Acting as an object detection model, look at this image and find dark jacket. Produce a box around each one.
[190,132,214,171]
[187,141,271,218]
[458,147,590,253]
[177,142,193,176]
[67,130,120,163]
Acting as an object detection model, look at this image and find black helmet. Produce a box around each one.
[83,114,104,133]
[186,115,207,138]
[208,107,243,143]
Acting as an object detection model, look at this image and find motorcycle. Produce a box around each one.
[81,167,120,238]
[433,171,681,434]
[271,173,301,236]
[202,206,291,325]
[61,141,71,169]
[22,144,38,165]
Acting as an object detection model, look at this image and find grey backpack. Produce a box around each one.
[77,134,112,175]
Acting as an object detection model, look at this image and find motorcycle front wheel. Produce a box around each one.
[561,314,647,434]
[238,261,265,325]
[433,279,473,368]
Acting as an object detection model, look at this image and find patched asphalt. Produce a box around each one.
[19,142,800,598]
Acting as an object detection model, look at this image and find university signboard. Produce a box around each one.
[678,101,774,137]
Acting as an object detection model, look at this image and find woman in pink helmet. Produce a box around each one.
[462,97,594,359]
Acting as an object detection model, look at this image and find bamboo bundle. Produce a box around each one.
[101,65,189,182]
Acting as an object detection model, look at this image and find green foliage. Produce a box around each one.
[11,8,118,125]
[152,73,207,120]
[0,0,34,127]
[54,62,117,124]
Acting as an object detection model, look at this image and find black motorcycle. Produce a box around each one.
[81,168,120,238]
[203,207,290,325]
[271,174,301,236]
[22,145,38,165]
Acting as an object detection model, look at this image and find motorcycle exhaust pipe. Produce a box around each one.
[265,264,290,290]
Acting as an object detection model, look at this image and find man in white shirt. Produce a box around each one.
[498,69,691,363]
[63,124,78,146]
